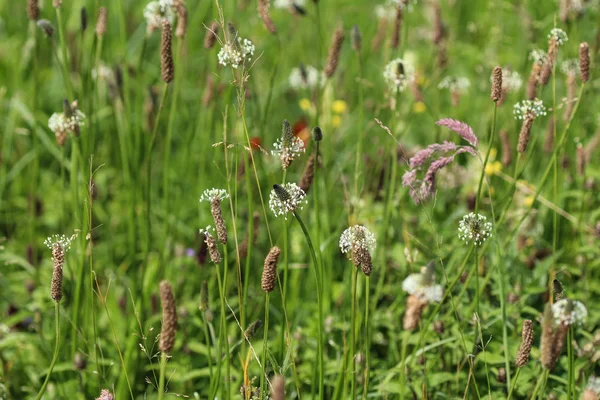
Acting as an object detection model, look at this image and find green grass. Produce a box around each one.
[0,0,599,399]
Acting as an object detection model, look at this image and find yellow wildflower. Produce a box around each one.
[332,115,342,128]
[413,101,426,113]
[485,161,502,176]
[524,196,534,207]
[299,98,312,112]
[332,100,347,114]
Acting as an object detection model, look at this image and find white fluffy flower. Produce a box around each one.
[199,188,229,203]
[383,58,415,93]
[502,70,523,91]
[218,37,255,69]
[143,0,175,30]
[199,225,215,238]
[44,234,73,252]
[401,270,443,303]
[458,213,492,246]
[586,376,600,394]
[289,65,324,89]
[274,0,306,8]
[513,99,547,120]
[339,225,376,254]
[269,183,306,219]
[560,59,579,75]
[48,109,86,135]
[438,76,470,92]
[552,299,587,326]
[529,49,548,65]
[548,28,568,46]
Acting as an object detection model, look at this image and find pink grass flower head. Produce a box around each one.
[403,118,478,204]
[96,390,114,400]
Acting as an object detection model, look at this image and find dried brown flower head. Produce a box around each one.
[27,0,40,21]
[579,42,590,83]
[324,25,345,78]
[161,19,174,83]
[261,246,280,293]
[96,7,108,37]
[159,280,177,353]
[204,22,219,49]
[491,66,503,102]
[516,319,534,367]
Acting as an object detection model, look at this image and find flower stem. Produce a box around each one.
[293,210,324,400]
[506,367,521,400]
[351,268,358,400]
[362,276,370,400]
[157,351,167,400]
[35,303,60,400]
[260,293,270,399]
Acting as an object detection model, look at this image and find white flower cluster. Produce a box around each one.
[401,271,443,303]
[560,59,579,75]
[143,0,176,30]
[91,62,115,82]
[438,76,470,92]
[339,225,376,254]
[502,70,523,91]
[586,376,600,394]
[272,136,305,159]
[44,234,72,252]
[458,213,492,246]
[218,37,255,69]
[199,225,215,238]
[552,298,587,326]
[383,58,415,93]
[289,65,324,90]
[48,109,86,135]
[548,28,568,46]
[529,49,548,65]
[274,0,306,8]
[513,99,547,120]
[269,183,306,219]
[199,188,229,203]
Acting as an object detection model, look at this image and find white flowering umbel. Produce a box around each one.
[199,188,229,203]
[383,58,415,93]
[548,28,568,46]
[552,299,587,326]
[513,99,547,120]
[289,65,324,89]
[272,120,305,169]
[401,263,443,303]
[269,183,306,219]
[340,225,376,276]
[438,76,470,93]
[274,0,306,9]
[48,101,86,146]
[458,213,492,246]
[144,0,175,32]
[218,37,255,69]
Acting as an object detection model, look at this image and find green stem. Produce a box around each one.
[352,50,365,220]
[506,367,521,400]
[567,326,573,399]
[157,351,167,400]
[54,8,74,99]
[293,211,324,400]
[35,303,60,400]
[351,268,358,400]
[362,276,370,400]
[260,294,270,399]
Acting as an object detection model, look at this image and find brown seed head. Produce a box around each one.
[324,25,345,78]
[204,22,219,49]
[550,322,568,369]
[491,66,503,102]
[96,7,107,37]
[27,0,40,21]
[161,19,174,83]
[541,304,555,369]
[433,1,445,45]
[74,352,87,370]
[204,232,221,264]
[202,74,216,106]
[175,3,188,38]
[391,6,402,49]
[210,199,228,244]
[544,117,555,153]
[258,0,277,34]
[403,295,427,331]
[517,114,535,153]
[53,0,62,8]
[51,243,65,302]
[526,63,541,100]
[553,279,566,301]
[499,130,512,167]
[262,246,280,293]
[37,19,55,37]
[540,39,558,86]
[298,154,317,194]
[516,319,534,367]
[351,25,362,52]
[577,144,585,177]
[579,42,590,82]
[271,375,285,400]
[159,280,177,353]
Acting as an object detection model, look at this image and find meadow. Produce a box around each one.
[0,0,599,398]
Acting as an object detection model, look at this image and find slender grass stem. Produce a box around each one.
[352,50,365,221]
[506,367,521,400]
[362,276,370,400]
[567,326,574,399]
[54,8,74,99]
[157,351,168,400]
[35,303,60,400]
[260,293,270,399]
[350,268,358,400]
[293,211,324,400]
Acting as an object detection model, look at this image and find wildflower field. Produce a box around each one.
[1,0,600,398]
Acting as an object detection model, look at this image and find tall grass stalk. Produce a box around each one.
[260,293,270,399]
[551,64,558,302]
[35,303,60,400]
[567,326,574,399]
[157,352,168,400]
[352,49,365,220]
[506,367,521,400]
[362,276,370,399]
[350,268,358,400]
[54,7,74,99]
[292,210,324,400]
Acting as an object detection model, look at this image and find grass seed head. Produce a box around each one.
[258,0,277,34]
[579,42,590,82]
[298,154,317,194]
[516,319,534,367]
[491,66,502,102]
[403,295,427,330]
[262,246,280,293]
[325,24,345,78]
[351,25,362,51]
[391,5,402,49]
[175,3,188,38]
[27,0,40,21]
[312,126,323,142]
[271,375,285,400]
[96,7,107,37]
[540,304,555,369]
[37,19,55,37]
[161,19,174,83]
[159,280,177,353]
[204,21,219,49]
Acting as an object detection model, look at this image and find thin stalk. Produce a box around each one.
[474,246,479,317]
[87,159,101,389]
[70,138,83,359]
[222,246,231,400]
[280,168,288,360]
[506,367,521,400]
[293,211,324,400]
[399,330,409,400]
[157,351,168,400]
[260,294,270,399]
[567,326,574,399]
[352,50,365,220]
[211,258,226,400]
[362,277,370,400]
[202,311,214,389]
[551,64,558,302]
[54,8,74,99]
[35,303,60,400]
[350,268,358,399]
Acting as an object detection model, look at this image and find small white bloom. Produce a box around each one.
[339,225,376,254]
[548,28,568,46]
[91,62,115,82]
[269,183,306,219]
[383,58,415,93]
[272,120,305,169]
[289,65,324,89]
[218,37,255,69]
[513,99,547,120]
[401,270,443,303]
[199,225,215,237]
[552,299,587,326]
[458,212,492,246]
[44,234,72,252]
[529,49,548,66]
[586,376,600,394]
[48,109,86,135]
[375,4,396,20]
[143,0,175,30]
[502,70,523,91]
[438,76,470,93]
[199,188,229,203]
[560,59,579,75]
[273,0,306,8]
